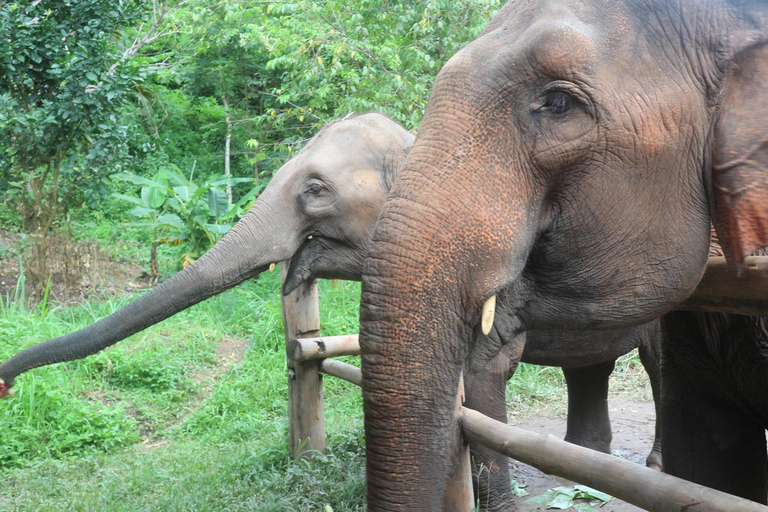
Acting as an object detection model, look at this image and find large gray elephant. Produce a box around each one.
[0,113,661,508]
[357,0,768,509]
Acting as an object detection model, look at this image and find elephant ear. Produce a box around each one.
[711,42,768,266]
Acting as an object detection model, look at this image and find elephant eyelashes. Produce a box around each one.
[539,91,574,114]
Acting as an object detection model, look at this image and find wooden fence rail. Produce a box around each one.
[279,258,768,511]
[305,356,768,512]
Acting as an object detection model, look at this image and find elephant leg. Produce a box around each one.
[661,361,767,502]
[561,361,615,453]
[661,314,768,503]
[638,337,663,471]
[465,342,524,512]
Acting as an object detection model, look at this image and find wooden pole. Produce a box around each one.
[681,256,768,316]
[289,334,360,361]
[461,407,768,512]
[281,264,324,459]
[444,372,475,511]
[319,359,363,387]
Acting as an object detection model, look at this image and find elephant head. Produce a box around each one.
[358,0,768,508]
[0,113,413,397]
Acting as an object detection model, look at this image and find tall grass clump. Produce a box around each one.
[0,277,141,468]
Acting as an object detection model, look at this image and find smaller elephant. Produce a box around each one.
[0,113,661,510]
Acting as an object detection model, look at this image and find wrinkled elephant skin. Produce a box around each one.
[359,0,768,509]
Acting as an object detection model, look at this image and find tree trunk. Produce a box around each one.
[222,93,233,205]
[150,241,159,284]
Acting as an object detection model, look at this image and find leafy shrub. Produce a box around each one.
[113,169,258,272]
[97,350,185,392]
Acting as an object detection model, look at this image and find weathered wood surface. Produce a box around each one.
[319,359,363,387]
[681,256,768,316]
[462,407,768,512]
[289,334,360,361]
[281,264,324,459]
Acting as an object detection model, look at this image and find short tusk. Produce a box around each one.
[481,295,497,335]
[269,263,276,272]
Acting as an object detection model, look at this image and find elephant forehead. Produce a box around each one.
[516,19,601,74]
[350,169,384,191]
[452,0,633,82]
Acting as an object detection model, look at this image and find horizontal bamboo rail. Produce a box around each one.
[288,335,361,361]
[318,362,768,512]
[462,408,767,512]
[319,359,363,387]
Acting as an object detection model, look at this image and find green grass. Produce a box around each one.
[0,272,365,511]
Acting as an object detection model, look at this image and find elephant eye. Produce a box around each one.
[307,183,324,195]
[539,91,574,114]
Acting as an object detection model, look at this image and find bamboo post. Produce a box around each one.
[280,264,325,459]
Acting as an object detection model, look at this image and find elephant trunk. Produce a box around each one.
[0,190,297,395]
[360,139,541,508]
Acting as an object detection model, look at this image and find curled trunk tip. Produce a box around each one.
[0,379,13,398]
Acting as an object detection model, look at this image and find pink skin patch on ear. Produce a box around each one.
[0,380,13,398]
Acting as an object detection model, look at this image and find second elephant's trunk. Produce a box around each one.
[0,190,297,393]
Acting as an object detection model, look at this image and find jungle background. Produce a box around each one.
[0,2,654,510]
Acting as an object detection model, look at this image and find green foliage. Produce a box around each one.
[102,350,184,391]
[113,169,256,268]
[525,485,612,511]
[0,0,148,231]
[124,0,503,192]
[0,370,141,469]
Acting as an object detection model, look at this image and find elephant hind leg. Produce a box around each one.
[562,361,615,454]
[661,367,767,502]
[638,335,663,471]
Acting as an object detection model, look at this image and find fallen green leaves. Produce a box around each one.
[524,484,612,511]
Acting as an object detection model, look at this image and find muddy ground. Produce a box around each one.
[508,400,656,511]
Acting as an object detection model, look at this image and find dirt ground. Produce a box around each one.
[508,400,657,511]
[0,230,150,305]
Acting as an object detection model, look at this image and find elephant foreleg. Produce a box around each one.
[561,361,615,454]
[465,341,525,512]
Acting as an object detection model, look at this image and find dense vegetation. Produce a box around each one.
[1,0,503,288]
